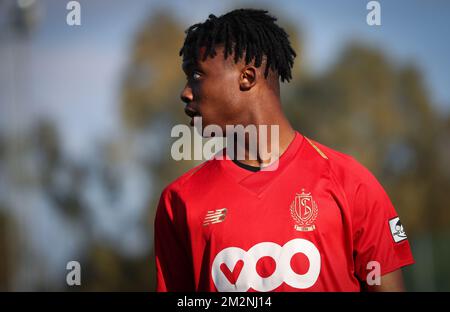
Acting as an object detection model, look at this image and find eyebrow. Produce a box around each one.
[182,60,195,73]
[182,59,204,74]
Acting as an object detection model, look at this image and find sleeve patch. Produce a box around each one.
[388,217,408,243]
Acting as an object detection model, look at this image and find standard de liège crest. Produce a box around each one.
[290,189,318,231]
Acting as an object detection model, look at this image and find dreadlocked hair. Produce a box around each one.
[179,9,297,82]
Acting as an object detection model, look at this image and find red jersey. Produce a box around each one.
[155,132,414,292]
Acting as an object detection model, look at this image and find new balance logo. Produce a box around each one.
[203,208,228,226]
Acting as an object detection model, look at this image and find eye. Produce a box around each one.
[185,69,202,82]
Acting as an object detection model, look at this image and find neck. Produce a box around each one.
[231,96,296,168]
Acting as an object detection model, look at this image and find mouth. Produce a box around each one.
[184,106,201,126]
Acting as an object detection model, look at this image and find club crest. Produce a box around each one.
[290,189,318,232]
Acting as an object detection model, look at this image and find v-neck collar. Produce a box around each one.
[216,131,305,198]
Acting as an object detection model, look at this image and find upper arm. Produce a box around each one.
[363,269,406,292]
[154,188,195,291]
[346,160,415,283]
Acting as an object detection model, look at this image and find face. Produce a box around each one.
[180,46,250,135]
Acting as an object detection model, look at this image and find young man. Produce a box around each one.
[155,9,414,292]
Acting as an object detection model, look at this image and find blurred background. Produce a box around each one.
[0,0,449,291]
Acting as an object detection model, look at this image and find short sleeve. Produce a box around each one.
[154,187,195,291]
[351,167,415,282]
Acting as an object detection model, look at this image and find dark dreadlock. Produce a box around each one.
[179,9,297,82]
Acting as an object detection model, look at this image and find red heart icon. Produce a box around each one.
[220,260,244,285]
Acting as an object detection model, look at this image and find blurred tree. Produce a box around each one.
[30,120,85,220]
[0,209,16,291]
[121,11,186,129]
[74,244,154,291]
[119,12,193,291]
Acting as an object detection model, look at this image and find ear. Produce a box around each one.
[239,66,257,91]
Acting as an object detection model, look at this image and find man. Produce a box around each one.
[155,9,414,292]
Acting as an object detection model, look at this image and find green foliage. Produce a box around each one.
[0,210,15,291]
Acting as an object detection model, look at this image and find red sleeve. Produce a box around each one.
[351,165,415,282]
[154,187,195,291]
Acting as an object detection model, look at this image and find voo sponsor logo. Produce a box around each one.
[211,238,321,292]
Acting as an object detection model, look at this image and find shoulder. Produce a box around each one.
[160,159,217,200]
[303,137,383,203]
[305,137,377,183]
[304,137,392,224]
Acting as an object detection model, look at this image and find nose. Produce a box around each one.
[180,83,193,104]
